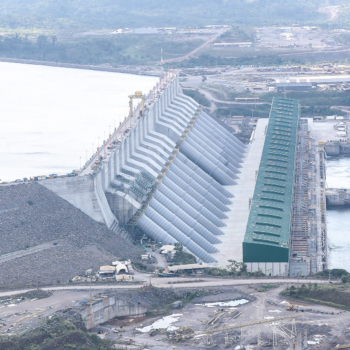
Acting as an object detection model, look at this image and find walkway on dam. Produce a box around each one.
[212,119,269,267]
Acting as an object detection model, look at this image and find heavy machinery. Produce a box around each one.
[286,304,299,312]
[177,313,303,341]
[128,91,146,117]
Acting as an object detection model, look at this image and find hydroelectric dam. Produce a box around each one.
[39,74,328,276]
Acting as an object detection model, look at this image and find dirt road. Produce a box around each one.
[163,29,228,64]
[318,6,341,22]
[0,277,330,298]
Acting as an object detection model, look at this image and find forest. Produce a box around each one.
[0,34,203,65]
[0,0,346,31]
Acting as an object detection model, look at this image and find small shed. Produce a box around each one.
[165,263,208,274]
[99,266,116,277]
[116,264,128,274]
[116,274,133,281]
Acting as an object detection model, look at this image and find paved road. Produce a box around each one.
[196,88,270,112]
[279,46,350,57]
[163,29,228,64]
[0,278,330,298]
[0,240,64,264]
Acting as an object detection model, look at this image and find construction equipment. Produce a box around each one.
[335,344,350,349]
[180,313,302,340]
[286,304,299,312]
[128,91,146,117]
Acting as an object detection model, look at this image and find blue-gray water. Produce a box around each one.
[0,62,157,182]
[326,157,350,271]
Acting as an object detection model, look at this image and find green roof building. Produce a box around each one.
[243,97,300,263]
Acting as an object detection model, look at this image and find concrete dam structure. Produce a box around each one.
[42,75,247,263]
[39,79,329,275]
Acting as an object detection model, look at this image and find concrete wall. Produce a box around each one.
[80,295,147,329]
[326,188,350,206]
[105,189,140,224]
[289,261,308,276]
[324,144,339,156]
[245,262,289,276]
[40,176,104,223]
[94,169,119,228]
[38,77,181,235]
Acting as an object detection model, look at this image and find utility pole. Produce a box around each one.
[272,325,277,348]
[161,43,163,76]
[303,329,307,349]
[292,318,296,335]
[257,326,262,348]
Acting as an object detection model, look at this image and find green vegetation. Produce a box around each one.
[183,89,211,107]
[213,90,350,120]
[313,268,350,281]
[280,283,350,310]
[1,1,350,67]
[301,106,346,117]
[0,0,334,31]
[259,90,350,107]
[234,125,255,145]
[174,54,284,69]
[172,243,197,265]
[27,200,34,205]
[215,27,253,44]
[207,259,265,277]
[256,284,278,292]
[132,261,155,272]
[0,289,52,302]
[215,104,272,118]
[0,34,203,66]
[0,315,113,350]
[145,287,208,317]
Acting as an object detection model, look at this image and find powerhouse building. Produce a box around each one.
[243,97,300,274]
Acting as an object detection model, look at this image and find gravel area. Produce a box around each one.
[0,183,142,289]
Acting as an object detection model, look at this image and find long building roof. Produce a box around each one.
[243,97,299,262]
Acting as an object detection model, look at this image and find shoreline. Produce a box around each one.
[0,57,161,77]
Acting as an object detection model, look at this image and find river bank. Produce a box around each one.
[0,57,161,76]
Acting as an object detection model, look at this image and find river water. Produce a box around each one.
[326,157,350,271]
[0,62,157,181]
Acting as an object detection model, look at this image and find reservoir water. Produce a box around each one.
[326,157,350,271]
[0,62,157,181]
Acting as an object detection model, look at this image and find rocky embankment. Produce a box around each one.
[0,183,142,289]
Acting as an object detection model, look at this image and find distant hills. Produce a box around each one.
[0,0,349,31]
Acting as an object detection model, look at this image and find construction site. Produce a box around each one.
[102,283,348,350]
[2,69,348,350]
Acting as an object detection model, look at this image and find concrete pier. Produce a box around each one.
[326,188,350,206]
[79,295,147,329]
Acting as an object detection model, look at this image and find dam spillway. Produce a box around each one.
[38,78,329,274]
[41,75,247,263]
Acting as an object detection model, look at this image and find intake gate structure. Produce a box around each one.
[41,76,246,263]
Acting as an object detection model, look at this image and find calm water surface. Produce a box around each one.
[0,62,157,181]
[326,157,350,271]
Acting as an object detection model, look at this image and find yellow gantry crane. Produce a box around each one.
[128,91,146,117]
